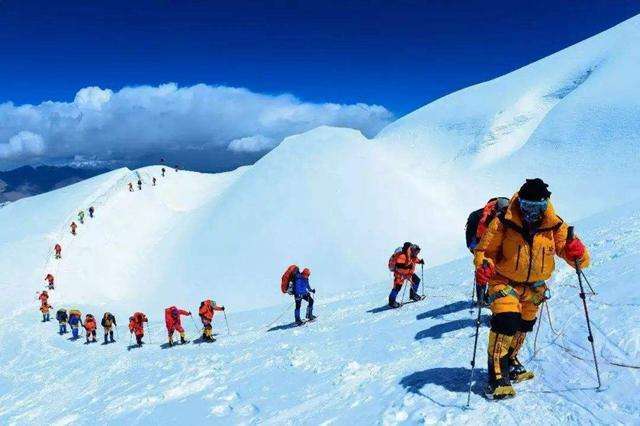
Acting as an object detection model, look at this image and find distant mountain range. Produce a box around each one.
[0,165,109,203]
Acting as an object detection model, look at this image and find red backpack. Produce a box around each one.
[388,247,404,272]
[281,265,299,294]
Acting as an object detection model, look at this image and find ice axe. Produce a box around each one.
[567,226,602,389]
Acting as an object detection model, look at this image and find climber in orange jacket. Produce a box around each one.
[165,306,191,346]
[388,242,424,308]
[198,299,225,342]
[474,178,590,400]
[129,312,148,347]
[39,301,52,322]
[83,314,98,343]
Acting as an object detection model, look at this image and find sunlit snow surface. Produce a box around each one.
[1,14,640,425]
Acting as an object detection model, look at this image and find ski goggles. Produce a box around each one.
[519,198,548,223]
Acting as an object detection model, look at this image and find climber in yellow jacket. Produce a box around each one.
[474,178,589,399]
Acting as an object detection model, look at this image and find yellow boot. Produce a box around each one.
[508,331,535,383]
[486,331,517,400]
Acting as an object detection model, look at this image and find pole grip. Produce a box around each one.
[482,259,489,268]
[567,226,575,241]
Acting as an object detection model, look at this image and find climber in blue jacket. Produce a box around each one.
[293,268,316,325]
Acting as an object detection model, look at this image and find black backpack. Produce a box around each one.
[465,197,509,251]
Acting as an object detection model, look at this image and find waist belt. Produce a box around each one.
[508,280,546,288]
[487,286,519,304]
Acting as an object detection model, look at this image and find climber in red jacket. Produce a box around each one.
[164,306,192,346]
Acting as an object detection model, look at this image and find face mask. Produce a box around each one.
[519,199,548,223]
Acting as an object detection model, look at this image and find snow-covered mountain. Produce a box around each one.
[1,15,639,425]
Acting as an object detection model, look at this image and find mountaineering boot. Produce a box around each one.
[409,290,422,302]
[180,332,187,344]
[388,295,401,308]
[104,335,109,344]
[110,331,115,343]
[484,377,516,400]
[295,318,304,326]
[509,356,534,383]
[486,331,517,399]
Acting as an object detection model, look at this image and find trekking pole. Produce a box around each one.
[223,310,230,335]
[421,263,425,298]
[401,281,408,305]
[190,315,201,336]
[466,259,488,407]
[265,301,295,330]
[567,226,602,389]
[129,332,133,346]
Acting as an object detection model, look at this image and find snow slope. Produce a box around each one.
[377,15,640,220]
[0,196,638,424]
[1,14,640,425]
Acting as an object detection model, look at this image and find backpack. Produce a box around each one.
[281,265,299,294]
[465,197,509,251]
[102,312,114,327]
[388,247,404,272]
[56,309,67,321]
[199,300,213,317]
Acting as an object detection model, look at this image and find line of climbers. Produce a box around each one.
[36,173,592,403]
[465,178,589,400]
[42,300,226,348]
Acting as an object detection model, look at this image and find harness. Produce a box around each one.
[487,280,551,305]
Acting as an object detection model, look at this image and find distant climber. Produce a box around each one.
[70,221,78,236]
[54,243,62,259]
[137,179,142,190]
[78,210,85,224]
[88,206,95,218]
[128,182,134,192]
[198,299,225,342]
[161,168,166,177]
[40,301,52,322]
[56,308,68,334]
[164,306,191,346]
[387,242,424,308]
[473,178,590,400]
[68,309,82,339]
[101,312,117,344]
[44,273,55,289]
[174,165,179,172]
[83,314,97,343]
[152,177,157,186]
[292,268,315,325]
[129,312,148,347]
[38,290,49,305]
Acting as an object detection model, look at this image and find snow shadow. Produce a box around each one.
[366,305,394,314]
[415,316,489,340]
[416,300,470,320]
[400,367,487,396]
[267,322,301,332]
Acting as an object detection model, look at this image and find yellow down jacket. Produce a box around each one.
[474,195,590,283]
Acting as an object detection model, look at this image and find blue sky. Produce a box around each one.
[2,0,638,114]
[0,0,638,171]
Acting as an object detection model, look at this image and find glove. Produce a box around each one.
[418,259,425,265]
[221,306,225,311]
[475,261,495,285]
[565,238,586,262]
[188,311,192,316]
[311,289,316,294]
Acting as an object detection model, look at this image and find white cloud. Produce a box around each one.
[74,87,113,110]
[227,135,278,153]
[0,83,393,168]
[0,131,45,159]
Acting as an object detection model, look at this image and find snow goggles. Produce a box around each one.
[519,198,548,223]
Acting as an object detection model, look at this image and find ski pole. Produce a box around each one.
[567,226,602,389]
[421,263,425,298]
[467,259,488,407]
[401,280,408,305]
[223,310,230,335]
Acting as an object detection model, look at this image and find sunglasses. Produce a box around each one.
[519,198,548,221]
